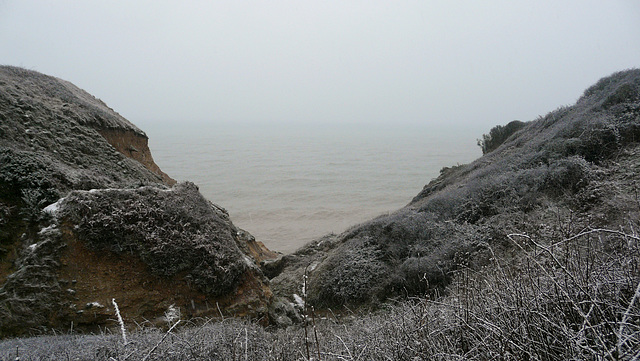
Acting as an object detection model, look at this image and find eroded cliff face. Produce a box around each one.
[97,128,175,185]
[0,66,275,337]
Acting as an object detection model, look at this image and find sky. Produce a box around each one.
[0,1,639,131]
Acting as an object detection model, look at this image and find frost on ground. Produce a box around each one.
[292,294,305,309]
[42,199,63,216]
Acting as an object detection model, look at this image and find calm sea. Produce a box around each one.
[147,122,481,254]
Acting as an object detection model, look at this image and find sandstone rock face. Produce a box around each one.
[97,128,175,185]
[0,66,274,337]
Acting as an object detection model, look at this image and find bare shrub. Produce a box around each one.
[410,227,640,360]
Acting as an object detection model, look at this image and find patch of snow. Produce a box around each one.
[164,304,180,323]
[308,261,319,272]
[38,224,56,235]
[43,198,64,215]
[243,255,255,267]
[293,294,305,309]
[83,188,116,194]
[86,302,105,308]
[28,243,38,251]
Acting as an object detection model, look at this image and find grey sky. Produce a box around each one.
[1,1,639,130]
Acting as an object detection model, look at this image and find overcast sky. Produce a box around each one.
[1,1,638,130]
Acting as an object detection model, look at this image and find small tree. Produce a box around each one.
[477,120,525,154]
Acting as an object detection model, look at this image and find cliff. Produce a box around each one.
[271,69,640,308]
[0,66,275,337]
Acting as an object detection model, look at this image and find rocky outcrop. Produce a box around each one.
[0,66,275,337]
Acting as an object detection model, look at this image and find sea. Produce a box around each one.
[147,122,481,254]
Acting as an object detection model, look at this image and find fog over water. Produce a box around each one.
[149,122,480,253]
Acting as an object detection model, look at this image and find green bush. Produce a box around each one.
[477,120,526,154]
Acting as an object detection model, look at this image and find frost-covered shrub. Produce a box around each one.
[454,156,592,224]
[602,82,639,109]
[395,254,453,296]
[0,150,61,198]
[359,210,441,260]
[580,69,639,101]
[414,190,465,219]
[59,182,248,296]
[309,237,389,307]
[306,209,486,306]
[19,188,57,222]
[542,156,592,195]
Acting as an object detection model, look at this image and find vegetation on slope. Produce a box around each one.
[477,119,526,154]
[0,66,175,336]
[59,183,251,296]
[271,69,640,309]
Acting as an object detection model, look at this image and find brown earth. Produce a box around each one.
[98,128,175,186]
[56,221,273,331]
